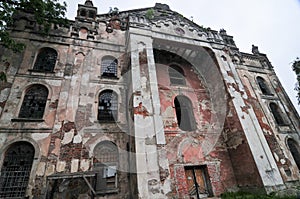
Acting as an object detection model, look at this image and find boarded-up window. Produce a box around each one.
[19,84,48,119]
[269,103,285,126]
[287,139,300,171]
[185,166,212,198]
[174,95,196,131]
[93,141,118,194]
[169,65,185,85]
[0,142,34,198]
[98,90,118,122]
[33,47,57,72]
[101,56,118,78]
[257,77,271,95]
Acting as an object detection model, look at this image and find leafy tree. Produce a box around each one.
[292,57,300,104]
[0,0,68,52]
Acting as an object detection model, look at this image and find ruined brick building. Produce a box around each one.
[0,1,300,198]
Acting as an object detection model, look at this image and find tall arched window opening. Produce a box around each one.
[19,85,48,119]
[256,76,271,95]
[98,90,118,121]
[174,95,196,131]
[0,142,35,198]
[169,65,186,85]
[269,103,285,126]
[33,47,57,72]
[93,141,119,194]
[101,56,118,78]
[287,139,300,170]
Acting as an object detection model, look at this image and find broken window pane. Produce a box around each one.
[19,85,48,119]
[33,47,57,72]
[98,90,118,121]
[169,65,185,85]
[101,56,118,78]
[93,141,119,194]
[0,142,34,198]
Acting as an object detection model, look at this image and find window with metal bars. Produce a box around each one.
[33,47,57,72]
[98,90,118,122]
[101,56,118,78]
[93,141,118,194]
[174,95,196,131]
[18,84,48,119]
[269,102,285,126]
[0,142,34,198]
[169,65,186,85]
[257,76,272,95]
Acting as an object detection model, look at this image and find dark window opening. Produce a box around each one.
[33,47,57,72]
[0,142,34,198]
[80,10,87,17]
[169,65,185,85]
[88,11,95,18]
[19,85,48,119]
[287,139,300,171]
[257,77,272,95]
[98,90,118,122]
[184,166,213,198]
[93,141,118,194]
[269,103,285,126]
[174,95,196,131]
[101,56,118,78]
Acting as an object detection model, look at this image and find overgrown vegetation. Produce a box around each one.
[145,8,154,20]
[0,0,68,52]
[292,57,300,104]
[221,191,297,199]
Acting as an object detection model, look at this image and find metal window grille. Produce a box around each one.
[98,90,118,121]
[19,85,48,119]
[94,141,118,193]
[33,48,57,72]
[101,57,118,78]
[0,142,34,198]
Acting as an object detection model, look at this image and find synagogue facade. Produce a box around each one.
[0,1,299,198]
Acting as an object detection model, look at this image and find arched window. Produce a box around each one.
[174,95,196,131]
[169,65,185,85]
[257,77,271,95]
[269,103,285,126]
[101,56,118,78]
[19,85,48,119]
[98,90,118,121]
[33,47,57,72]
[287,139,300,170]
[0,142,34,198]
[93,141,118,193]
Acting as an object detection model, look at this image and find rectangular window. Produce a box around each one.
[184,166,213,198]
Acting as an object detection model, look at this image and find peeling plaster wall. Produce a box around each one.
[0,2,300,199]
[155,49,237,197]
[236,53,300,185]
[0,20,131,198]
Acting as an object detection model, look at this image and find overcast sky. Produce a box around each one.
[63,0,300,113]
